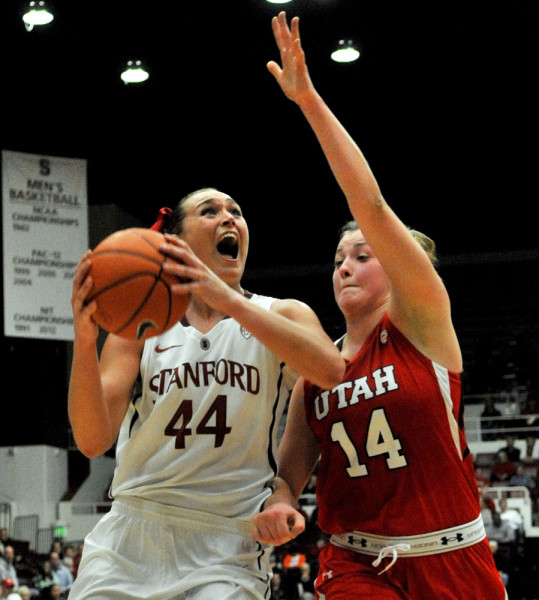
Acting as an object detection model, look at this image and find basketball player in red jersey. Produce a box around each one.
[252,12,507,599]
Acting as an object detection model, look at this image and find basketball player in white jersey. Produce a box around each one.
[68,186,344,599]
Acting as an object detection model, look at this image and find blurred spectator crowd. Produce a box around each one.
[0,529,82,600]
[475,434,539,600]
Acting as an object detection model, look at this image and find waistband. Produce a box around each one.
[113,495,254,538]
[331,515,485,569]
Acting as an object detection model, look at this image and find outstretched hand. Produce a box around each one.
[267,11,316,107]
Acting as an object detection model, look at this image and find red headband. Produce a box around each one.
[150,207,172,232]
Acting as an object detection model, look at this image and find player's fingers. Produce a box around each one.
[290,15,300,42]
[288,513,306,538]
[271,14,282,47]
[72,273,92,311]
[162,259,203,284]
[251,515,283,544]
[270,516,299,544]
[72,253,91,289]
[266,60,282,80]
[161,239,201,269]
[250,518,273,543]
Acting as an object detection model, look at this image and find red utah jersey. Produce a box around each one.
[304,314,479,536]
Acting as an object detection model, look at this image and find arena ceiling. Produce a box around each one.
[2,0,539,267]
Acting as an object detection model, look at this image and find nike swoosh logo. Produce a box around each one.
[155,344,183,353]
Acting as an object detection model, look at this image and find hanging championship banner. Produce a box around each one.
[2,150,88,341]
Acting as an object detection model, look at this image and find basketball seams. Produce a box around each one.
[93,228,165,265]
[114,276,162,336]
[86,272,172,303]
[89,227,188,340]
[91,249,164,268]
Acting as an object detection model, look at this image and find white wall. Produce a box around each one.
[1,446,115,540]
[0,445,68,527]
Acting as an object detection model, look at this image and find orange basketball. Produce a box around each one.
[86,228,188,340]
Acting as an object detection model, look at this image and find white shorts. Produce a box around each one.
[69,495,272,600]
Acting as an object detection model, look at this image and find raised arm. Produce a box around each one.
[268,12,461,371]
[68,252,143,458]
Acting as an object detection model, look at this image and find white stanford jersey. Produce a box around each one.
[110,293,297,518]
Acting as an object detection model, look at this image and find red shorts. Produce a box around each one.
[315,538,507,599]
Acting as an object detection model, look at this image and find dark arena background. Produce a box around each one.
[1,1,538,598]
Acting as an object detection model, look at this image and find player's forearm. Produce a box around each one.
[68,341,116,457]
[263,476,301,510]
[298,90,385,218]
[223,294,344,389]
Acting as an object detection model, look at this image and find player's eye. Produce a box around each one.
[201,207,217,216]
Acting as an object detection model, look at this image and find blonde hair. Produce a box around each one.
[407,228,438,267]
[338,220,438,267]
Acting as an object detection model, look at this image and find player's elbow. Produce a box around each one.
[75,442,106,459]
[73,432,113,459]
[78,447,101,459]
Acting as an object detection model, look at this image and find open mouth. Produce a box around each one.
[217,234,239,259]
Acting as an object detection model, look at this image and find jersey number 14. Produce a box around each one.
[331,407,408,477]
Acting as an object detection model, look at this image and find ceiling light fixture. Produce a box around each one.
[265,0,293,4]
[331,39,360,63]
[22,0,54,31]
[120,60,150,84]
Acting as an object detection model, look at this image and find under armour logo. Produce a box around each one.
[322,570,333,580]
[347,535,367,548]
[441,533,464,545]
